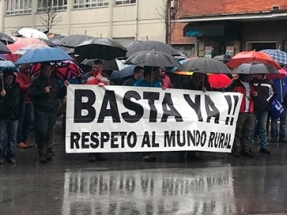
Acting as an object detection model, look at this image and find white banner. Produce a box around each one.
[66,85,242,153]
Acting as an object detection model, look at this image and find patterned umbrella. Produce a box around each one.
[260,49,287,65]
[30,60,82,80]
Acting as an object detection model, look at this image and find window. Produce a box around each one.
[37,0,68,12]
[115,0,136,5]
[73,0,109,9]
[6,0,32,15]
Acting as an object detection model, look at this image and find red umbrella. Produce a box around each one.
[14,38,47,46]
[267,68,287,79]
[30,61,82,80]
[4,43,24,62]
[207,74,232,89]
[227,51,281,70]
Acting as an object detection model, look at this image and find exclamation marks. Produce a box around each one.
[224,95,239,125]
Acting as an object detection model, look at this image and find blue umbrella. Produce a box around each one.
[260,49,287,65]
[15,47,72,65]
[110,65,135,79]
[0,60,18,72]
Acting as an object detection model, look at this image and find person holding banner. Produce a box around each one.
[123,66,144,86]
[227,74,255,158]
[81,59,108,162]
[133,67,162,161]
[251,74,277,154]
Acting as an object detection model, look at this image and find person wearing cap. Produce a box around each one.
[0,69,23,164]
[28,63,64,163]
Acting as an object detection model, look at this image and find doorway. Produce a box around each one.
[246,42,277,51]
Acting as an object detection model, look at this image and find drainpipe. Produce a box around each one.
[107,0,114,39]
[66,0,72,35]
[135,0,139,40]
[0,0,5,32]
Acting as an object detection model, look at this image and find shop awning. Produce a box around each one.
[183,23,226,37]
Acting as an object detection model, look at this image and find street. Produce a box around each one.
[0,122,287,215]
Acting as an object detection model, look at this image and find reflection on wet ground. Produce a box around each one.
[0,137,287,214]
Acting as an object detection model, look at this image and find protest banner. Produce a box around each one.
[66,85,242,153]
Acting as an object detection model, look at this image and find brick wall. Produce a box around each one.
[171,22,195,44]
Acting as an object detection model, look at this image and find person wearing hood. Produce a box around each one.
[0,69,23,164]
[28,63,64,163]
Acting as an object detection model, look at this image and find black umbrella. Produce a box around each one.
[126,40,180,57]
[39,38,56,47]
[56,34,127,60]
[0,42,11,54]
[125,50,181,68]
[213,54,232,63]
[181,58,231,74]
[232,62,279,74]
[81,58,126,71]
[0,33,14,44]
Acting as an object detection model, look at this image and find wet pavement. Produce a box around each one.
[1,121,287,214]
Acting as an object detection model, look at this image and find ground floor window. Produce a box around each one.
[6,0,32,15]
[115,0,136,5]
[246,41,277,51]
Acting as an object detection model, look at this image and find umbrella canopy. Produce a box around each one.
[13,28,48,40]
[13,43,48,55]
[0,60,17,71]
[0,42,11,54]
[5,43,25,62]
[227,51,281,70]
[30,60,82,80]
[213,54,232,63]
[232,62,279,74]
[110,65,136,79]
[267,67,287,79]
[125,50,181,68]
[260,49,287,65]
[179,58,231,74]
[15,47,72,64]
[0,33,14,44]
[14,38,49,46]
[126,40,180,57]
[207,74,232,89]
[57,34,127,60]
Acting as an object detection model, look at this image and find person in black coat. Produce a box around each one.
[28,63,64,163]
[0,69,23,164]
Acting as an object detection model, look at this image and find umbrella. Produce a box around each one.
[81,58,128,71]
[213,54,232,63]
[30,60,82,80]
[267,67,287,79]
[15,47,72,64]
[56,34,126,60]
[0,42,11,54]
[126,40,180,57]
[5,43,24,62]
[260,49,287,65]
[227,51,281,70]
[110,65,136,79]
[0,60,17,71]
[13,43,49,55]
[125,50,181,68]
[0,33,14,44]
[179,58,231,74]
[14,38,49,46]
[207,74,232,89]
[13,28,48,40]
[232,62,279,74]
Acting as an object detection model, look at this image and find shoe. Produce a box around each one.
[142,154,156,162]
[46,155,52,162]
[24,141,35,148]
[241,151,254,158]
[260,148,271,154]
[278,139,287,143]
[6,157,16,164]
[47,148,55,156]
[88,154,96,162]
[0,158,5,164]
[39,155,46,163]
[17,142,29,148]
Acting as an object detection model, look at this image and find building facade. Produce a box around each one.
[171,0,287,57]
[0,0,166,45]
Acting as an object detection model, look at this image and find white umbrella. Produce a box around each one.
[13,28,48,40]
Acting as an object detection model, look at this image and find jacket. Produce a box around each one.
[272,77,287,103]
[28,74,63,112]
[0,73,23,119]
[227,79,255,113]
[16,71,32,102]
[253,77,277,112]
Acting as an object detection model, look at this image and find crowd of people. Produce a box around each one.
[0,56,286,164]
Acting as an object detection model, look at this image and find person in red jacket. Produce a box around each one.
[16,64,34,149]
[227,74,256,158]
